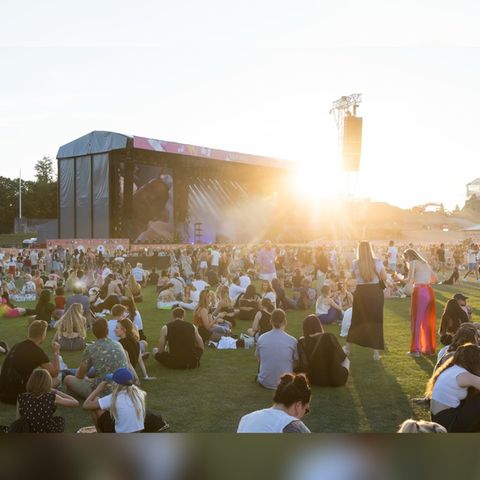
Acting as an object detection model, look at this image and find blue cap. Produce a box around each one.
[109,368,134,386]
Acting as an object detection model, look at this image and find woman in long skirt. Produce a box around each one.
[345,241,387,361]
[404,249,437,356]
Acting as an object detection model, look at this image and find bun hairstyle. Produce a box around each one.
[273,373,311,407]
[398,419,446,433]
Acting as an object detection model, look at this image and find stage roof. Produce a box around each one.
[57,130,294,170]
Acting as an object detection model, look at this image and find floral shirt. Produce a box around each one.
[81,338,128,385]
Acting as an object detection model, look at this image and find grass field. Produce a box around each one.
[0,281,479,433]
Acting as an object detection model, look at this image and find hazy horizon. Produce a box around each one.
[2,1,480,210]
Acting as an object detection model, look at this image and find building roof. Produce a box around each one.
[467,178,480,186]
[57,130,293,170]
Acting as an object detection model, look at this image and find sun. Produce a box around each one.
[291,161,343,201]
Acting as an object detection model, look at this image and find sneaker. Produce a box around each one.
[342,345,350,356]
[373,351,381,361]
[406,351,421,357]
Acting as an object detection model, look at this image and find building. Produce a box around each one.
[467,178,480,198]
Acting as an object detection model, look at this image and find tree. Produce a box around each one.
[0,176,20,233]
[34,156,55,183]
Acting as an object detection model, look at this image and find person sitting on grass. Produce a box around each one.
[315,285,343,325]
[435,324,478,370]
[237,284,261,322]
[64,318,129,399]
[237,373,311,433]
[0,320,61,404]
[53,303,87,351]
[115,318,155,381]
[427,343,480,432]
[271,278,297,310]
[33,289,56,326]
[255,309,298,390]
[108,304,128,341]
[193,290,232,344]
[441,267,459,285]
[82,368,167,433]
[15,368,79,433]
[247,297,274,339]
[297,315,350,387]
[154,307,204,369]
[213,285,237,328]
[439,293,471,347]
[65,285,93,328]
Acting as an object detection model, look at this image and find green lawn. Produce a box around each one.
[0,281,479,433]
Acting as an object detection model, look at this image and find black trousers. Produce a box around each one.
[432,393,480,432]
[155,348,203,369]
[98,411,167,433]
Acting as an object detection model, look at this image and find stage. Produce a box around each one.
[57,131,292,244]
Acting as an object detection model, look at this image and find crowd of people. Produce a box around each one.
[0,238,478,433]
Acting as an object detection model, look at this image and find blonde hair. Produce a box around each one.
[216,285,232,307]
[357,241,377,283]
[397,419,446,433]
[110,384,146,425]
[127,274,141,297]
[404,248,428,264]
[26,368,52,396]
[56,303,87,338]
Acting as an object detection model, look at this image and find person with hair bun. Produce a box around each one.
[397,419,446,433]
[237,373,311,433]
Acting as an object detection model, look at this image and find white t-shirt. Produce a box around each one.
[133,311,143,331]
[239,275,251,289]
[98,391,145,433]
[192,279,209,292]
[229,283,245,302]
[108,319,120,341]
[101,267,112,279]
[467,250,477,264]
[237,408,302,433]
[191,279,209,303]
[210,250,221,267]
[387,246,398,264]
[431,364,469,408]
[132,267,145,282]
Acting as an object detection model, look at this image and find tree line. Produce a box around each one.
[0,157,57,233]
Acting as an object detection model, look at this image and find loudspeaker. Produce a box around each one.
[342,116,362,171]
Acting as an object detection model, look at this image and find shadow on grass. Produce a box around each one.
[350,352,415,432]
[412,356,436,376]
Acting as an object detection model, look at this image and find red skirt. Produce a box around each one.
[410,284,436,355]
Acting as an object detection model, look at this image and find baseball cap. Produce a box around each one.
[105,368,134,386]
[454,293,468,301]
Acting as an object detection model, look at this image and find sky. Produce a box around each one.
[2,0,480,210]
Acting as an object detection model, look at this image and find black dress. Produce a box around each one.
[18,392,64,433]
[347,260,385,350]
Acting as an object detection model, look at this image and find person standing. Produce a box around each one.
[404,248,437,357]
[387,240,398,271]
[256,241,277,282]
[344,241,387,361]
[436,243,446,278]
[463,244,479,280]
